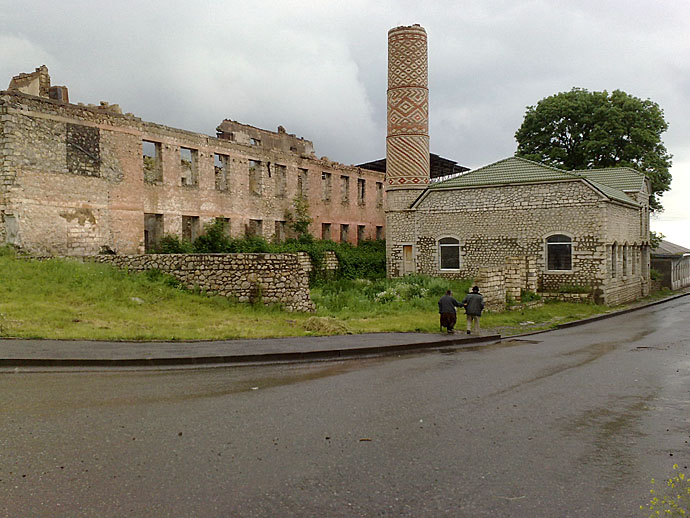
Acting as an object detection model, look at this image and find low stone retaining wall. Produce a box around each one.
[539,292,593,303]
[90,253,315,312]
[507,300,544,311]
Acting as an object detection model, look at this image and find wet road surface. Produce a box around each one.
[1,297,689,517]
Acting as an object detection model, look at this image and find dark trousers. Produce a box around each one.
[440,312,457,331]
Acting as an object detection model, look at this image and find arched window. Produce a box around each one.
[439,237,460,270]
[623,244,628,275]
[546,234,572,271]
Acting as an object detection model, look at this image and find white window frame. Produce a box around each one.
[438,236,461,271]
[545,233,573,272]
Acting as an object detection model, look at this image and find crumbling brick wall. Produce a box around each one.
[0,81,385,256]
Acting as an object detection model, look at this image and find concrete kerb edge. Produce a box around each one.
[0,334,501,369]
[555,290,690,329]
[496,290,690,340]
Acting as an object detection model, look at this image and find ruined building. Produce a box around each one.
[384,25,652,306]
[0,66,385,255]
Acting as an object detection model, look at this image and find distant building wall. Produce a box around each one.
[651,255,690,291]
[0,86,385,255]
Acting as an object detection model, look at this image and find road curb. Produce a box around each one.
[555,290,690,329]
[0,334,501,368]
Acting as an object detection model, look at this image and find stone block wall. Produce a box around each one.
[0,87,385,256]
[90,253,315,312]
[504,255,538,300]
[295,250,339,275]
[475,266,506,312]
[388,180,650,305]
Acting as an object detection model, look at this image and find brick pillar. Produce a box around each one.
[386,24,430,196]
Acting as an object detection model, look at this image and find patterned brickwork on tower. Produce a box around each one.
[386,24,430,190]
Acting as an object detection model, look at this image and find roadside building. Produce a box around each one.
[651,240,690,290]
[383,25,651,306]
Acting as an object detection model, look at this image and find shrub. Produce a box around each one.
[559,284,592,294]
[520,289,541,302]
[192,220,232,253]
[284,195,313,240]
[641,464,690,517]
[153,234,194,254]
[650,268,663,281]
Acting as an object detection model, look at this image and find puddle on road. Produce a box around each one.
[559,393,658,488]
[0,357,390,414]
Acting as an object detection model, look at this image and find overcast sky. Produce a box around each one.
[2,0,689,245]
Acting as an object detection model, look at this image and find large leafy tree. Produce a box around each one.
[515,88,672,210]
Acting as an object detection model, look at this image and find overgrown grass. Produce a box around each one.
[0,246,668,340]
[0,247,314,340]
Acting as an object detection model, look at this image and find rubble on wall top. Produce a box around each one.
[77,101,123,115]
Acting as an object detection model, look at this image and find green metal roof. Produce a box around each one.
[428,156,640,207]
[429,156,573,188]
[572,167,647,192]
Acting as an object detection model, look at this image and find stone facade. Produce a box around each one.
[89,253,315,312]
[0,67,385,256]
[386,157,652,306]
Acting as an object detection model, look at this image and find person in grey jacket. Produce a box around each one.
[438,290,462,334]
[462,286,485,335]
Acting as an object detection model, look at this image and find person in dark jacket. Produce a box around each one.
[438,290,462,334]
[462,286,485,335]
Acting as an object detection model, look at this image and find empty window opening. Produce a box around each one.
[144,213,164,252]
[611,243,617,278]
[250,138,261,146]
[321,172,332,202]
[357,225,366,244]
[275,164,287,198]
[376,225,384,241]
[439,237,460,270]
[340,175,350,204]
[340,224,349,243]
[249,160,262,196]
[546,234,572,271]
[247,219,263,237]
[67,123,101,177]
[357,178,366,206]
[182,215,200,242]
[376,182,384,208]
[143,140,162,183]
[180,147,198,187]
[321,223,332,240]
[214,153,229,191]
[274,220,286,242]
[297,168,309,198]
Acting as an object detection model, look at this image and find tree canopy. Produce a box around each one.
[514,88,672,210]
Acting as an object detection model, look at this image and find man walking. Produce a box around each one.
[438,289,462,334]
[462,286,485,335]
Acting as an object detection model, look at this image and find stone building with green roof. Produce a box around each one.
[385,156,651,306]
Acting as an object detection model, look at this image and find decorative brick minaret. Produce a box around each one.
[385,24,430,277]
[386,24,430,207]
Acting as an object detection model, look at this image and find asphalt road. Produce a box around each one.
[1,297,689,517]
